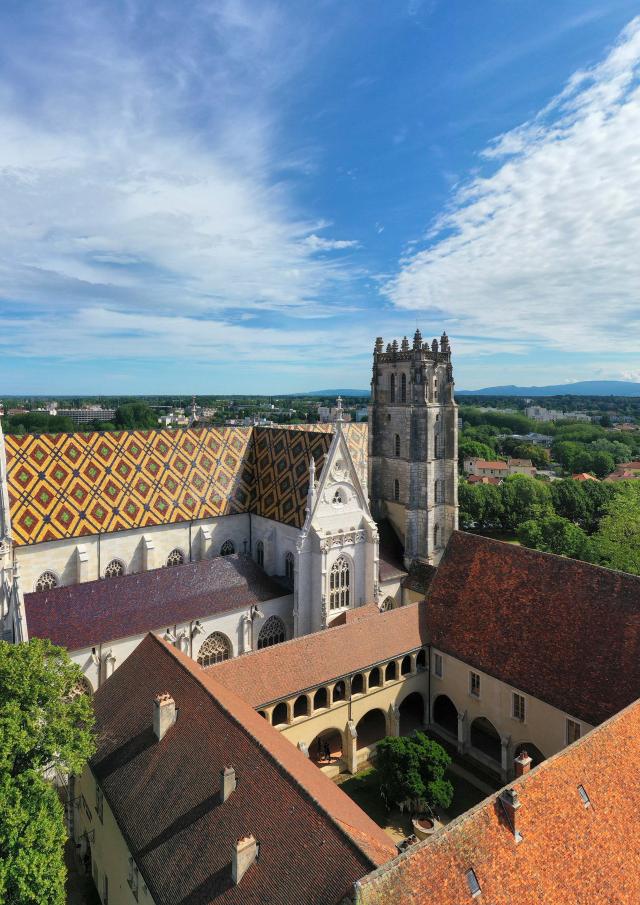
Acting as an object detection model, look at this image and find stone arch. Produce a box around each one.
[272,701,288,726]
[400,654,412,675]
[432,694,457,736]
[356,709,387,750]
[34,570,59,593]
[332,680,347,703]
[196,631,232,667]
[351,673,365,695]
[368,666,382,688]
[313,687,328,710]
[385,660,397,682]
[399,692,425,735]
[220,540,235,556]
[257,615,286,650]
[293,695,309,718]
[470,717,501,762]
[514,741,546,768]
[104,558,125,578]
[310,728,343,765]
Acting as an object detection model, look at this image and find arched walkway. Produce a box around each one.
[356,709,387,750]
[310,729,343,766]
[514,741,545,769]
[470,717,501,762]
[433,694,457,737]
[399,692,425,735]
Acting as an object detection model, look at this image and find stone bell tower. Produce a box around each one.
[368,329,458,567]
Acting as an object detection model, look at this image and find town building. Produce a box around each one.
[56,407,117,424]
[463,457,536,480]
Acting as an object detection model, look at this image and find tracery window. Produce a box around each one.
[104,559,125,578]
[257,615,286,649]
[256,540,264,568]
[394,434,400,457]
[380,596,394,612]
[66,675,93,699]
[390,373,396,403]
[197,632,232,667]
[220,540,235,556]
[332,489,344,505]
[166,548,185,567]
[401,373,407,403]
[285,551,295,584]
[329,556,350,611]
[394,479,400,502]
[35,571,58,593]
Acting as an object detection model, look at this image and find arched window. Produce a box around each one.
[293,695,309,718]
[256,540,264,567]
[435,479,445,504]
[285,551,295,584]
[433,524,440,549]
[66,674,93,699]
[380,596,394,612]
[257,615,286,649]
[401,373,407,403]
[385,661,397,682]
[34,571,58,593]
[332,489,344,505]
[220,540,235,556]
[329,556,350,610]
[197,632,232,667]
[166,548,185,567]
[272,702,288,726]
[313,687,328,710]
[394,434,400,457]
[104,559,125,578]
[394,479,400,502]
[390,373,396,402]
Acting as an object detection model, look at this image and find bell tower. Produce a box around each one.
[368,329,458,567]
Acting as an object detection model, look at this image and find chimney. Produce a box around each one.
[514,750,532,778]
[500,788,522,841]
[153,693,176,741]
[220,766,237,803]
[232,835,258,884]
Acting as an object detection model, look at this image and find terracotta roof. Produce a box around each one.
[4,424,367,545]
[572,472,598,481]
[508,458,534,467]
[329,603,381,627]
[90,634,396,905]
[467,475,502,485]
[472,460,508,470]
[356,697,640,905]
[401,560,437,595]
[208,603,427,706]
[377,519,407,581]
[24,554,288,650]
[425,532,640,726]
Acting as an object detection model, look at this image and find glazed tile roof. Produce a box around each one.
[90,634,395,905]
[356,697,640,905]
[425,532,640,726]
[208,602,426,707]
[5,423,369,546]
[23,554,288,651]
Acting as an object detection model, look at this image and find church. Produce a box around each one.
[0,329,457,689]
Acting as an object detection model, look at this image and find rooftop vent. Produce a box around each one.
[578,784,591,808]
[499,788,523,843]
[465,868,481,897]
[221,766,237,803]
[232,835,258,885]
[153,693,176,741]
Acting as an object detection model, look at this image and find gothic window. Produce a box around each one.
[220,540,235,556]
[197,632,232,667]
[34,571,58,593]
[329,556,350,610]
[401,373,407,403]
[256,540,264,568]
[435,479,445,504]
[66,674,93,699]
[390,373,396,402]
[380,596,394,612]
[332,489,344,505]
[285,551,295,584]
[435,432,445,459]
[166,548,185,567]
[394,479,400,502]
[394,434,401,457]
[257,615,286,649]
[433,524,440,549]
[104,559,125,578]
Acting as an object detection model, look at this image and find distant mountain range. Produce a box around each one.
[458,380,640,397]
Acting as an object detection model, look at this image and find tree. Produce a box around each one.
[499,474,553,531]
[591,483,640,575]
[459,438,495,469]
[518,515,592,560]
[0,639,95,905]
[375,733,453,814]
[587,450,615,479]
[114,402,158,430]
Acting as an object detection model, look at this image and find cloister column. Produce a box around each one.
[297,741,309,758]
[388,704,401,737]
[457,709,467,755]
[345,721,358,775]
[501,734,512,783]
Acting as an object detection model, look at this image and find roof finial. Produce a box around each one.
[335,396,344,423]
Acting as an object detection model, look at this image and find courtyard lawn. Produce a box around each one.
[335,768,389,828]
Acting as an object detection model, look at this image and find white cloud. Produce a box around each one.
[303,234,360,251]
[384,17,640,355]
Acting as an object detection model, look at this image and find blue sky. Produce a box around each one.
[1,0,640,394]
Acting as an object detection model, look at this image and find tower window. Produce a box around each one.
[256,540,264,568]
[220,540,235,556]
[394,479,400,502]
[390,373,396,402]
[329,556,350,610]
[435,479,445,504]
[433,523,440,548]
[401,373,407,402]
[394,434,401,457]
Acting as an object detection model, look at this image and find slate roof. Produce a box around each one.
[24,554,289,651]
[90,634,396,905]
[208,603,426,707]
[425,532,640,726]
[356,698,640,905]
[377,519,407,582]
[4,423,368,546]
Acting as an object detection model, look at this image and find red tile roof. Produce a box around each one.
[329,603,381,627]
[24,554,288,650]
[572,472,598,481]
[356,698,640,905]
[472,460,508,470]
[425,532,640,725]
[401,560,437,595]
[208,603,426,706]
[90,634,396,905]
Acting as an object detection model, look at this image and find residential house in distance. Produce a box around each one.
[463,457,536,480]
[573,472,599,482]
[605,461,640,482]
[525,405,591,423]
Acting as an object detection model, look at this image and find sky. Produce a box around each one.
[1,0,640,394]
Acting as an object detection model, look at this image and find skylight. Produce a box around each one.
[466,868,481,897]
[578,785,591,807]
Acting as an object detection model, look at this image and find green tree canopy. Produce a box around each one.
[375,733,453,814]
[459,438,496,468]
[591,482,640,575]
[518,515,592,560]
[499,474,553,531]
[114,402,158,430]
